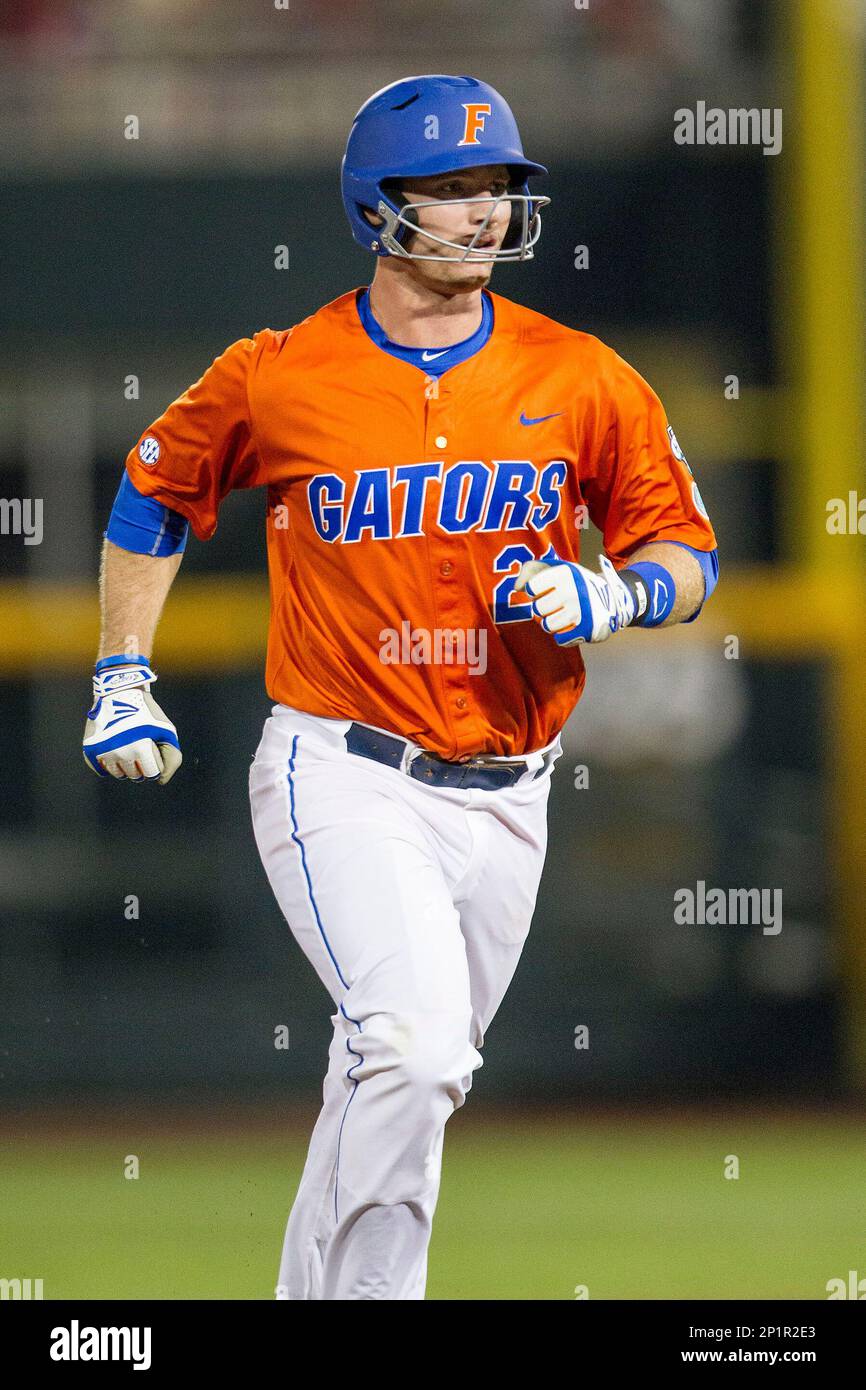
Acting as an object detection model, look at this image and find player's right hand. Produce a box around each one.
[515,553,638,645]
[82,655,182,784]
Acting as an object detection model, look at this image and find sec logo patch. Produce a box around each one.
[138,436,160,466]
[692,481,709,518]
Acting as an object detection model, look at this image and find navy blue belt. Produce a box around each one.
[344,722,553,790]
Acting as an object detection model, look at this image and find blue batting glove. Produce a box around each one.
[515,554,638,645]
[83,654,182,783]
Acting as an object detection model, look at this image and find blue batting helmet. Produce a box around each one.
[341,74,549,261]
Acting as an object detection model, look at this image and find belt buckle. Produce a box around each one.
[402,745,529,788]
[405,746,468,785]
[462,754,525,787]
[407,750,450,784]
[401,743,429,777]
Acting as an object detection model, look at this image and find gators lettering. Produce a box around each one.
[305,459,568,543]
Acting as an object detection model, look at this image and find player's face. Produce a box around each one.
[396,164,513,291]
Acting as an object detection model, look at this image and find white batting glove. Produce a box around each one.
[83,656,182,784]
[515,554,640,645]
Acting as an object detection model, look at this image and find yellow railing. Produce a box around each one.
[782,0,866,1081]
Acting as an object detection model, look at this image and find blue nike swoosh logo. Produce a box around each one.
[520,411,564,426]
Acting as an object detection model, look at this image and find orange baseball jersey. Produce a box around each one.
[125,288,717,760]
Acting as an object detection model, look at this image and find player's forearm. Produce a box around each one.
[623,542,704,626]
[97,538,183,659]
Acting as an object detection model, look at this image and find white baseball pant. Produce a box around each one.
[249,702,560,1300]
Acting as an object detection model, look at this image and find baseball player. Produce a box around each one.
[84,74,718,1300]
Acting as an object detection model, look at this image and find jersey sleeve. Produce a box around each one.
[124,335,267,541]
[582,349,717,565]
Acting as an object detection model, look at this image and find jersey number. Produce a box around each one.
[492,543,558,624]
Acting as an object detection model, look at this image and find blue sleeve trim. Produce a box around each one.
[104,470,189,556]
[664,543,719,622]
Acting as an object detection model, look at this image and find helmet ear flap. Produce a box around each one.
[501,200,523,251]
[497,193,525,250]
[376,181,419,248]
[501,177,534,251]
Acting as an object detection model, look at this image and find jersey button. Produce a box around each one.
[456,696,467,710]
[434,435,448,449]
[440,560,454,576]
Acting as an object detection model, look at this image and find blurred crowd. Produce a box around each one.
[0,0,760,174]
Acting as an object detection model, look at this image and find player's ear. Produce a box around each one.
[361,206,384,228]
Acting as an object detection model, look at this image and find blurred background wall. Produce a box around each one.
[0,0,864,1107]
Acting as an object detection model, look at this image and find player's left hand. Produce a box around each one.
[514,554,637,645]
[82,658,182,783]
